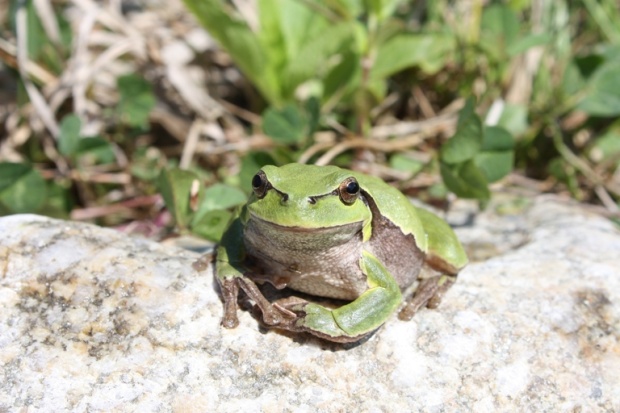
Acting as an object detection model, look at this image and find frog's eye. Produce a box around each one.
[252,170,270,198]
[338,177,360,205]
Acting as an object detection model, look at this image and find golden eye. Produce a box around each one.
[338,177,360,205]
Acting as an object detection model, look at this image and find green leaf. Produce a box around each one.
[497,103,529,136]
[474,151,514,183]
[480,126,515,152]
[76,137,116,165]
[117,74,156,128]
[472,126,515,183]
[41,181,72,218]
[370,33,455,80]
[158,168,202,229]
[197,183,246,214]
[0,163,47,213]
[183,0,282,104]
[562,60,587,97]
[457,98,477,128]
[323,50,360,101]
[480,4,520,56]
[440,160,490,200]
[577,62,620,117]
[58,114,81,157]
[191,209,233,242]
[440,109,483,164]
[0,163,30,192]
[262,104,307,144]
[506,32,552,57]
[283,22,356,98]
[589,128,620,163]
[389,154,424,175]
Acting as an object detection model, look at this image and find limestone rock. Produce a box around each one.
[1,197,619,412]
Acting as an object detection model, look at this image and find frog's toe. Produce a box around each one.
[398,275,456,321]
[255,302,298,326]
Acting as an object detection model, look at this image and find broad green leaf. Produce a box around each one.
[117,74,156,128]
[498,103,528,136]
[58,114,81,156]
[457,98,477,129]
[76,137,116,165]
[183,0,282,104]
[283,22,355,98]
[370,33,454,80]
[506,32,552,57]
[323,50,360,101]
[42,180,72,218]
[197,183,246,214]
[480,4,520,54]
[472,126,515,183]
[474,151,514,183]
[577,62,620,117]
[257,0,289,78]
[481,126,515,152]
[0,163,31,192]
[262,104,307,144]
[0,163,46,212]
[389,154,424,175]
[589,128,620,162]
[263,0,329,65]
[440,111,483,164]
[440,161,490,200]
[191,209,233,242]
[562,60,587,97]
[158,168,202,229]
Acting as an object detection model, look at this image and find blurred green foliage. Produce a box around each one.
[2,0,620,236]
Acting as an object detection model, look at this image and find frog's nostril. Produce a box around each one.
[308,197,316,205]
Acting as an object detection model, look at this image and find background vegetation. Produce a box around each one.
[1,0,619,241]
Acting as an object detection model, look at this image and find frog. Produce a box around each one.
[214,163,468,343]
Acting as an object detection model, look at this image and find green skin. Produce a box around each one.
[215,164,468,343]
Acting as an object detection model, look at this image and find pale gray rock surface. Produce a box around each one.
[1,197,619,412]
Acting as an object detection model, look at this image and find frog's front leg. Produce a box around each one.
[216,242,296,329]
[273,250,402,343]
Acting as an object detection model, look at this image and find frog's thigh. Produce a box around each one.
[297,250,402,341]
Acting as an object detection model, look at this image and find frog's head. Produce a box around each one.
[244,164,372,233]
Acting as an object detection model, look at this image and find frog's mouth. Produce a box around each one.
[246,213,364,250]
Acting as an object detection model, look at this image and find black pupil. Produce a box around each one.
[252,174,263,188]
[346,181,359,194]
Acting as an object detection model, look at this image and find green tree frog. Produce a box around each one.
[215,164,468,343]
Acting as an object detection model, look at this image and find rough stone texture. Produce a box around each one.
[1,197,619,412]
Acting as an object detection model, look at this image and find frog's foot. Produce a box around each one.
[235,277,297,326]
[264,300,370,343]
[252,296,308,329]
[398,275,456,321]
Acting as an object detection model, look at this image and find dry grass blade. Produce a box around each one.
[14,0,60,139]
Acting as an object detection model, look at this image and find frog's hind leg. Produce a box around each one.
[270,251,402,343]
[398,274,456,321]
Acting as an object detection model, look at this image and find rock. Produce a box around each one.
[1,197,619,412]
